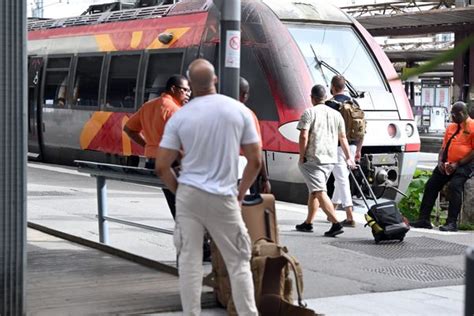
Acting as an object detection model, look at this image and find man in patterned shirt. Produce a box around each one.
[296,84,355,237]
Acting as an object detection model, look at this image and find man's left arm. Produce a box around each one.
[155,147,180,194]
[259,157,271,193]
[239,142,262,202]
[446,128,474,173]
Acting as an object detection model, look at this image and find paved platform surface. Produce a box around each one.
[27,228,215,315]
[155,285,464,316]
[27,161,473,315]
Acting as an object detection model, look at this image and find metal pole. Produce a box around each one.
[0,0,27,314]
[466,247,474,316]
[97,176,109,244]
[217,0,241,99]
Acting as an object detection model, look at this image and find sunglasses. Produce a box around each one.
[175,85,191,93]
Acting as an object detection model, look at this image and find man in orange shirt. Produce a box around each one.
[411,101,474,232]
[124,74,190,218]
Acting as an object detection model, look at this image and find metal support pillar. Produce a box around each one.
[216,0,241,99]
[0,0,27,314]
[453,31,473,103]
[97,176,109,244]
[466,247,474,316]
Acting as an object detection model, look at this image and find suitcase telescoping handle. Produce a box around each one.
[348,164,379,210]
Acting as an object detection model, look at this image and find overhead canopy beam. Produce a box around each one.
[356,6,474,36]
[386,49,451,62]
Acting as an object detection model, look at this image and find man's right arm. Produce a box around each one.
[337,114,355,168]
[355,138,364,162]
[123,125,146,147]
[339,132,356,169]
[299,129,309,163]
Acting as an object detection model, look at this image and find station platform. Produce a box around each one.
[27,228,215,314]
[27,161,472,315]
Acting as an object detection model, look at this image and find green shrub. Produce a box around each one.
[398,169,433,221]
[459,223,474,231]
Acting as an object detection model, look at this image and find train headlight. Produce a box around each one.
[387,124,397,138]
[405,123,414,137]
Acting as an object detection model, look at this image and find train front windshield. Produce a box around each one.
[288,25,386,92]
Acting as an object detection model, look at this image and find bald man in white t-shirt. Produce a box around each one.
[156,59,260,316]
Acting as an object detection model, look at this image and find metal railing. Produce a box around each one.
[76,160,173,244]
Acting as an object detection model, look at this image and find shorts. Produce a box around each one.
[299,161,335,193]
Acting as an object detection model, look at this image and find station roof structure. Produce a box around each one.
[342,1,473,75]
[355,6,474,36]
[385,49,449,62]
[343,2,474,37]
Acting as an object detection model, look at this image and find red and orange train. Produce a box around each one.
[27,0,420,203]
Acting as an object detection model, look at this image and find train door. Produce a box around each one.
[28,57,44,159]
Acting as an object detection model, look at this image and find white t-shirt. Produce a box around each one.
[160,93,260,196]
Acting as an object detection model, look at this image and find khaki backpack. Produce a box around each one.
[205,238,319,316]
[331,98,366,142]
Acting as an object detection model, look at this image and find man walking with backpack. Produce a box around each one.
[296,84,356,236]
[325,75,365,227]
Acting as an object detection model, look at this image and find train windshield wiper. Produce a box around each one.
[310,44,364,99]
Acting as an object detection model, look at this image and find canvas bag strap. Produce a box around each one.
[281,253,305,307]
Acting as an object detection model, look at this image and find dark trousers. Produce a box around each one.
[145,159,176,219]
[419,163,472,223]
[145,159,210,259]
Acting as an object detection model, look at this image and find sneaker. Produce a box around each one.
[409,219,433,229]
[295,221,313,232]
[324,222,344,237]
[439,222,457,232]
[341,219,356,227]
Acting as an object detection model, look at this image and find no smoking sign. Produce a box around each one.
[225,30,240,68]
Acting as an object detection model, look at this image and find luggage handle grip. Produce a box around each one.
[242,193,264,206]
[349,165,379,209]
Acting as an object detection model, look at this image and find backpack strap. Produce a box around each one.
[281,253,305,307]
[259,256,319,315]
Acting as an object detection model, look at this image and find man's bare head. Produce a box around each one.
[239,77,250,104]
[450,101,468,124]
[187,59,217,96]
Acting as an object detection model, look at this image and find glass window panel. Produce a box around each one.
[106,54,140,108]
[144,52,183,101]
[43,70,68,107]
[73,56,103,107]
[47,57,71,69]
[288,25,386,92]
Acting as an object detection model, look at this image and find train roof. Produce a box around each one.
[261,0,352,24]
[27,0,351,32]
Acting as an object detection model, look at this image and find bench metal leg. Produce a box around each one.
[97,176,109,244]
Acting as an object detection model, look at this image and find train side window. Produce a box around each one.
[73,56,103,107]
[43,57,71,108]
[105,54,140,109]
[144,52,184,102]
